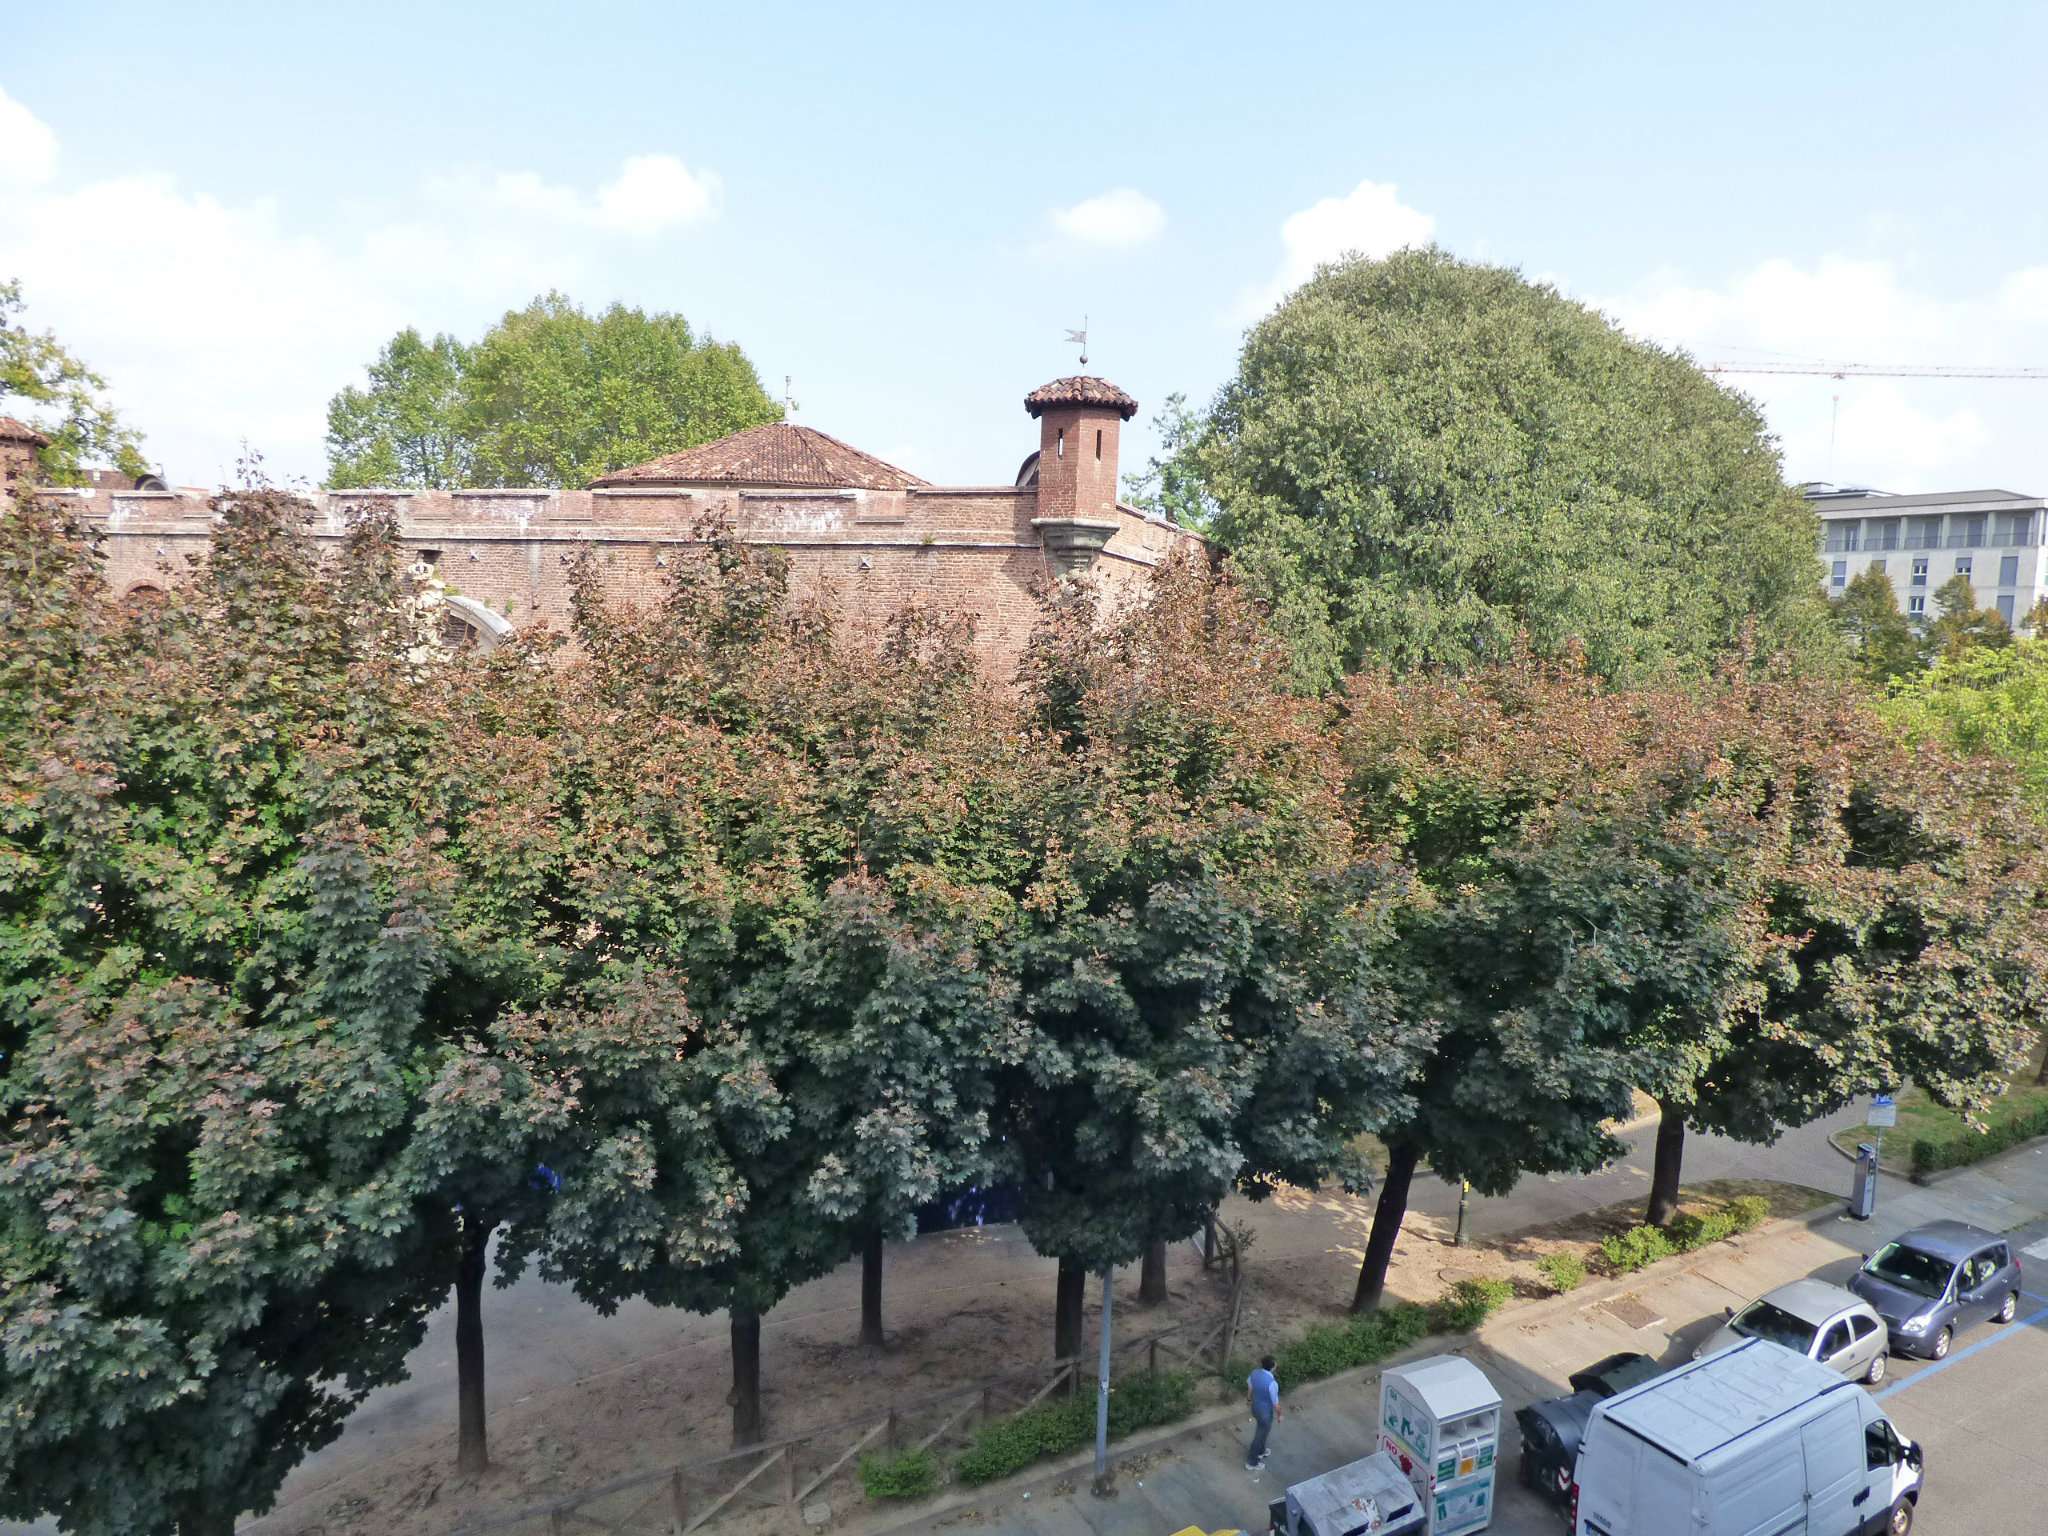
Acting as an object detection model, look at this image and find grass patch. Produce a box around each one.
[1827,1077,2048,1179]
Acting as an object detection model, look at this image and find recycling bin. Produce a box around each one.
[1266,1449,1426,1536]
[1849,1142,1878,1220]
[1378,1355,1501,1536]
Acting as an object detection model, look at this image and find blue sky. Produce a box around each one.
[6,1,2047,494]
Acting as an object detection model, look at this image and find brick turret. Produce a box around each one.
[1,416,49,496]
[1024,376,1137,575]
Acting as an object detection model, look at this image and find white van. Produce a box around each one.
[1572,1338,1923,1536]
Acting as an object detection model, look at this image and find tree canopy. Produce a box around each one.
[1,278,149,485]
[325,294,781,490]
[1188,248,1834,688]
[1834,566,1925,686]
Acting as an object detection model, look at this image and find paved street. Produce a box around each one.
[900,1142,2048,1536]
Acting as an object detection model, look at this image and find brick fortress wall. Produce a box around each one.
[61,478,1196,680]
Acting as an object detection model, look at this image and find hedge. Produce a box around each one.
[1911,1101,2048,1178]
[1536,1251,1586,1294]
[858,1446,938,1501]
[953,1369,1195,1486]
[1600,1195,1769,1275]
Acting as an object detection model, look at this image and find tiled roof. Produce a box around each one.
[0,415,50,446]
[592,423,928,490]
[1023,376,1139,420]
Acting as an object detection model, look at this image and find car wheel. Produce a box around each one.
[1999,1290,2019,1324]
[1888,1496,1914,1536]
[1865,1351,1887,1385]
[1931,1327,1952,1360]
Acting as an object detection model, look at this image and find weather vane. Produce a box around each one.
[1065,317,1088,367]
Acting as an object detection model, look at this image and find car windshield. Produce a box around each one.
[1729,1300,1817,1351]
[1865,1243,1954,1300]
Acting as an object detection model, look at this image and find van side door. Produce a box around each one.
[1800,1403,1864,1534]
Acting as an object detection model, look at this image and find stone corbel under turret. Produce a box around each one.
[1031,517,1120,577]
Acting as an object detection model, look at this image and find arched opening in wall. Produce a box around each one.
[121,583,165,611]
[438,594,515,654]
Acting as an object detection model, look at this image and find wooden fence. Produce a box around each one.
[442,1303,1242,1536]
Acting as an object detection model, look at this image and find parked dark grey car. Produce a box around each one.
[1848,1219,2023,1361]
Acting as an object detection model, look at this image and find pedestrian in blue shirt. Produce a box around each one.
[1245,1355,1280,1471]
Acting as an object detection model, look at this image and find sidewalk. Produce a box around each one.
[889,1140,2048,1536]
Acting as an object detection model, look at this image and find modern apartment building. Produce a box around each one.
[1805,485,2048,629]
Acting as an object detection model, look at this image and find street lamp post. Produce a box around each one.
[1092,1266,1115,1497]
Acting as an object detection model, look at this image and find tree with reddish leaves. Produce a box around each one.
[1009,554,1426,1350]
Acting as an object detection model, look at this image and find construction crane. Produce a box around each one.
[1706,361,2048,380]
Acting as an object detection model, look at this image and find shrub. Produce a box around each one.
[1536,1251,1586,1294]
[1725,1195,1770,1233]
[1599,1224,1674,1275]
[859,1447,938,1502]
[1911,1102,2048,1177]
[953,1370,1195,1486]
[1667,1208,1736,1253]
[1271,1302,1434,1390]
[1428,1277,1513,1332]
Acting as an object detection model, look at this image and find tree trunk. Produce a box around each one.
[456,1215,497,1477]
[860,1226,885,1349]
[1647,1104,1687,1228]
[1139,1238,1168,1304]
[730,1308,763,1447]
[1202,1210,1218,1267]
[1351,1140,1420,1314]
[1054,1254,1086,1362]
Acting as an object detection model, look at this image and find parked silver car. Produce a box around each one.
[1849,1219,2024,1361]
[1692,1278,1890,1383]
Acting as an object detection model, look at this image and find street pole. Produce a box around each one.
[1092,1265,1115,1497]
[1454,1180,1471,1247]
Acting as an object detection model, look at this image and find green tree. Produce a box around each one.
[1885,639,2048,801]
[1926,572,2013,660]
[0,490,451,1535]
[1196,248,1833,688]
[325,293,781,489]
[1,278,149,485]
[1013,556,1425,1345]
[1120,392,1218,531]
[325,327,474,488]
[1834,566,1926,684]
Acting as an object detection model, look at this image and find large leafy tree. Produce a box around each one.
[1192,248,1834,688]
[1,278,149,485]
[1926,572,2013,660]
[1885,639,2048,801]
[325,327,474,488]
[325,294,781,489]
[1012,556,1425,1349]
[0,489,452,1535]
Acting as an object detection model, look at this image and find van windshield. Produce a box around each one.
[1729,1300,1815,1352]
[1864,1243,1953,1300]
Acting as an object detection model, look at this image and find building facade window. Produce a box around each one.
[1831,560,1847,589]
[2000,554,2019,585]
[1909,595,1926,616]
[1998,594,2017,624]
[1907,516,1943,549]
[1911,557,1929,585]
[1956,555,1974,577]
[1823,522,1862,553]
[1950,514,1987,548]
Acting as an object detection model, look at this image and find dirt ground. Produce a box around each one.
[243,1170,1832,1536]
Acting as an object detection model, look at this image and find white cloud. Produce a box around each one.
[1239,179,1435,318]
[1599,257,2048,494]
[0,94,722,484]
[1050,187,1166,249]
[0,87,58,188]
[478,153,721,234]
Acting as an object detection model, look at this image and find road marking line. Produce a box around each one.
[1875,1306,2048,1401]
[2022,1237,2048,1262]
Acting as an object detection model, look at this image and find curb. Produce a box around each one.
[856,1333,1458,1536]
